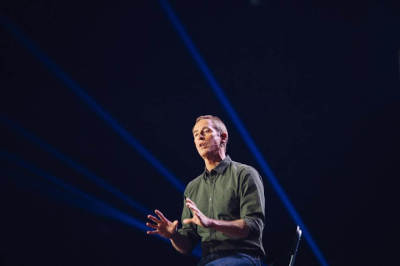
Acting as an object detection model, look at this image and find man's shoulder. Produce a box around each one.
[184,173,204,192]
[229,160,263,186]
[230,160,259,175]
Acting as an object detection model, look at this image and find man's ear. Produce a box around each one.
[220,132,228,144]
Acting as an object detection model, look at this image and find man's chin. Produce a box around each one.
[199,152,207,158]
[197,150,209,158]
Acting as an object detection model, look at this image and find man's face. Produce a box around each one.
[192,119,223,158]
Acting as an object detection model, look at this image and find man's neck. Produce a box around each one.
[204,152,226,172]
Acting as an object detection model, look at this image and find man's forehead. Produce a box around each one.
[192,119,213,132]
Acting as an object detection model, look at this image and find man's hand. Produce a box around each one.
[183,198,213,228]
[184,198,250,238]
[146,209,178,239]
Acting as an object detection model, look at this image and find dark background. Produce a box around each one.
[1,1,399,265]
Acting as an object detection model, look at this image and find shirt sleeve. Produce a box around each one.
[239,167,266,237]
[177,190,201,248]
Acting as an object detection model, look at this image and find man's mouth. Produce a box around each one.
[199,143,207,148]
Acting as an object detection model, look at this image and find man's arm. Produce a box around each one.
[169,231,193,254]
[184,198,250,239]
[146,210,193,254]
[207,218,250,238]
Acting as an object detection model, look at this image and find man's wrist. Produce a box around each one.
[206,218,216,229]
[169,227,178,240]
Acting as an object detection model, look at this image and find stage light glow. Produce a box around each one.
[0,16,196,255]
[0,116,150,215]
[158,1,328,265]
[0,16,185,193]
[0,126,202,256]
[1,151,203,257]
[1,150,147,231]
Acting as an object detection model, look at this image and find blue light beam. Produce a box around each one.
[0,116,150,215]
[0,133,201,257]
[158,1,328,265]
[7,167,202,258]
[0,150,147,232]
[0,16,185,193]
[0,150,199,255]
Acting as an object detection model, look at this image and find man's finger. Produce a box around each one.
[186,198,195,205]
[147,215,161,224]
[146,230,159,235]
[186,202,199,213]
[186,201,195,208]
[146,222,158,229]
[186,204,197,215]
[186,206,197,215]
[186,204,194,214]
[183,218,193,224]
[187,206,202,218]
[155,209,169,223]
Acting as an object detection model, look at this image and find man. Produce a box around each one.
[146,115,265,265]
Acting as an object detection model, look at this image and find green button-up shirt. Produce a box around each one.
[178,156,266,257]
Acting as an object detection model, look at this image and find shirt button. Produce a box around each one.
[209,197,212,201]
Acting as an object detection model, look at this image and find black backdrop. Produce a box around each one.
[1,1,399,265]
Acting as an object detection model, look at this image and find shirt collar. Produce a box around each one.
[203,155,231,178]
